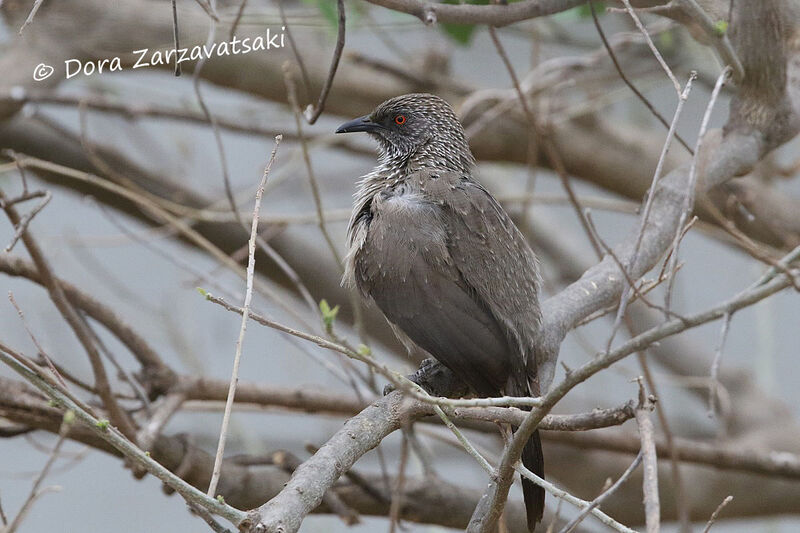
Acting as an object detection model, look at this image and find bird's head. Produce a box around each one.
[335,93,474,171]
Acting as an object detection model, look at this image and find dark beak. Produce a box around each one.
[335,115,380,134]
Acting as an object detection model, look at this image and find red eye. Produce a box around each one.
[394,115,406,125]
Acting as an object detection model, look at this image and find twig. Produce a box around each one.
[228,0,248,41]
[364,0,588,26]
[0,188,136,438]
[557,451,643,533]
[619,0,682,95]
[171,0,181,76]
[467,273,791,532]
[708,312,732,418]
[516,465,636,533]
[7,291,67,389]
[0,255,170,379]
[192,6,242,228]
[283,64,343,267]
[278,0,312,104]
[0,348,247,528]
[304,0,346,124]
[607,72,696,349]
[589,1,693,154]
[388,430,409,533]
[675,0,744,81]
[18,0,46,34]
[702,495,733,533]
[207,136,281,499]
[750,243,800,289]
[189,504,235,533]
[487,24,602,258]
[4,191,51,252]
[584,210,678,319]
[635,381,660,533]
[627,321,691,533]
[136,392,187,455]
[192,0,220,21]
[665,67,731,314]
[7,154,314,330]
[6,412,71,533]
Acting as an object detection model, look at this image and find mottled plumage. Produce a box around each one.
[336,93,545,531]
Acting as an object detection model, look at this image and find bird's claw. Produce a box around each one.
[383,358,468,398]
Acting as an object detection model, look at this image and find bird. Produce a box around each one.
[336,93,545,531]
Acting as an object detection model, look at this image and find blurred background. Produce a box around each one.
[0,0,798,531]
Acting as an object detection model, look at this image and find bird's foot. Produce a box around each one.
[384,358,469,398]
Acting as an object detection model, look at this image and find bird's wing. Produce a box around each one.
[429,171,542,389]
[354,177,511,396]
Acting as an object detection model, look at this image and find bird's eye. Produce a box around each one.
[394,115,406,125]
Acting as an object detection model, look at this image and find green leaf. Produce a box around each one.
[302,0,338,29]
[714,20,728,36]
[441,22,479,45]
[95,419,110,430]
[196,287,210,300]
[439,0,491,45]
[319,299,340,330]
[357,344,372,357]
[576,1,605,18]
[658,29,675,50]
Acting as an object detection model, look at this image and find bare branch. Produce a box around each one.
[304,0,346,124]
[207,136,282,499]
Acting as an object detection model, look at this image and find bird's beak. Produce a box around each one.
[335,115,380,134]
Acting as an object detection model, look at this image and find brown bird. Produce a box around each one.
[336,93,545,531]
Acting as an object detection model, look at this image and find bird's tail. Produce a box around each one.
[510,379,545,532]
[521,428,545,532]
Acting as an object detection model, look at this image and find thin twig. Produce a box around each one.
[702,495,733,533]
[0,188,136,438]
[516,465,636,533]
[192,5,242,228]
[6,413,70,533]
[304,0,346,124]
[388,430,409,533]
[467,273,791,532]
[0,491,7,526]
[7,291,67,389]
[708,312,732,418]
[607,72,696,350]
[619,0,682,95]
[171,0,181,75]
[0,348,247,528]
[283,64,343,267]
[228,0,248,41]
[628,322,691,533]
[278,0,312,104]
[557,451,643,533]
[207,136,281,499]
[635,381,660,533]
[589,1,693,154]
[675,0,744,81]
[18,0,46,34]
[190,504,236,533]
[665,67,732,314]
[4,191,51,252]
[192,0,220,21]
[488,24,602,258]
